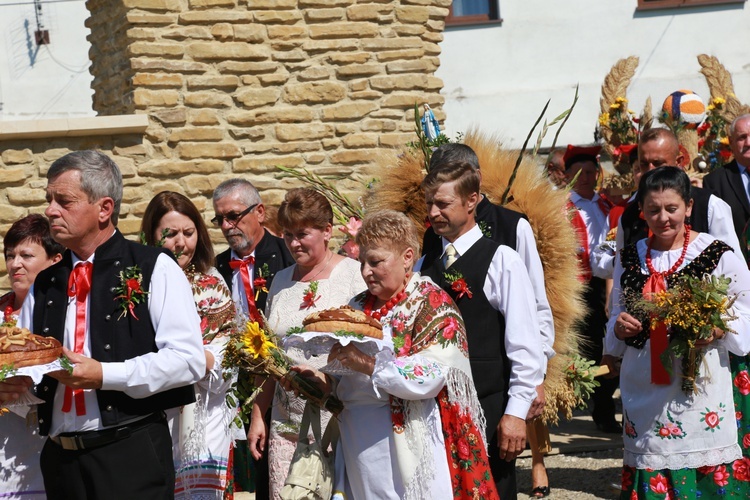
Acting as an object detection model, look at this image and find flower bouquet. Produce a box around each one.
[223,317,344,425]
[636,273,738,395]
[598,96,639,175]
[697,97,733,171]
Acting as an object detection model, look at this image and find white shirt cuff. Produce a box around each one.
[505,395,532,420]
[100,362,128,391]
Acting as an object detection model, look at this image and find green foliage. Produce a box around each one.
[564,355,601,409]
[0,363,17,383]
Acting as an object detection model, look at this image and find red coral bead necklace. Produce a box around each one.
[364,290,407,320]
[645,224,691,277]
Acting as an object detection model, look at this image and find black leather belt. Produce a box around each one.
[49,412,164,451]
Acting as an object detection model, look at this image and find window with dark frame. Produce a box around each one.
[637,0,744,10]
[446,0,502,26]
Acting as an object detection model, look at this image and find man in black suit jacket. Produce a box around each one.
[212,178,293,498]
[702,114,750,257]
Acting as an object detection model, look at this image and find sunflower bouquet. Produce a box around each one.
[634,273,738,395]
[223,317,344,424]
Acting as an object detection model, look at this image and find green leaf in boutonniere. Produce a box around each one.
[443,269,473,300]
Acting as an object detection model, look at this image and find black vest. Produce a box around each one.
[422,196,524,257]
[421,237,510,432]
[33,231,196,435]
[621,186,711,247]
[216,229,294,314]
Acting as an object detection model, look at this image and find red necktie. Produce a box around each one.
[229,256,259,320]
[62,262,92,415]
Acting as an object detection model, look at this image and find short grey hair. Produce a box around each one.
[729,114,750,138]
[212,178,261,207]
[47,150,123,225]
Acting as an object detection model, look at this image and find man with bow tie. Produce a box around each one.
[212,178,293,497]
[0,150,205,499]
[213,179,293,320]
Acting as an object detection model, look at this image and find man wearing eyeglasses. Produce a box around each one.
[212,179,293,319]
[211,178,293,497]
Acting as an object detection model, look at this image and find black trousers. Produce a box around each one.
[482,393,517,500]
[40,417,175,500]
[581,277,619,424]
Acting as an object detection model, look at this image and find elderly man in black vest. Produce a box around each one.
[418,161,544,500]
[212,178,293,496]
[213,178,293,318]
[0,150,206,499]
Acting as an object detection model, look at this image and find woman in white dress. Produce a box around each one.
[247,188,365,499]
[143,192,238,499]
[0,215,63,500]
[607,167,750,499]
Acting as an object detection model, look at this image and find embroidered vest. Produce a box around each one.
[33,231,196,435]
[618,239,731,349]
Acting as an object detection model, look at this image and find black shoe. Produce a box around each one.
[595,420,623,434]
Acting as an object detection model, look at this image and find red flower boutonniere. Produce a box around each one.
[114,265,148,320]
[254,263,270,301]
[301,281,320,309]
[444,270,472,300]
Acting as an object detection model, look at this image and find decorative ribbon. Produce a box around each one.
[642,273,671,385]
[63,262,92,415]
[229,256,260,321]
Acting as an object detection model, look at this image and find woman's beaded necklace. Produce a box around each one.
[645,224,691,278]
[363,290,407,320]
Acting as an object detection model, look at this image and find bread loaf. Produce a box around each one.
[0,326,62,368]
[302,305,383,340]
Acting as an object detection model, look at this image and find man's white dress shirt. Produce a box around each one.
[418,224,544,420]
[19,253,205,436]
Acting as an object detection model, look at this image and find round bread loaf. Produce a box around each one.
[0,326,62,368]
[302,305,383,340]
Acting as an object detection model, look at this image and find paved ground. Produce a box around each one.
[236,405,626,500]
[516,408,625,500]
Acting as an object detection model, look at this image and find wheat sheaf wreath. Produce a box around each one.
[367,130,586,425]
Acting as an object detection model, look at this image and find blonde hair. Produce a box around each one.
[355,210,420,259]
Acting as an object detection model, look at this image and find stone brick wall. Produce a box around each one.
[0,0,450,288]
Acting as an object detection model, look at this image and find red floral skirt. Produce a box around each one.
[437,389,499,500]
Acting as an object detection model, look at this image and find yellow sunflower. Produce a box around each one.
[241,321,276,360]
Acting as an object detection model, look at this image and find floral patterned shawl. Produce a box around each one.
[359,274,498,500]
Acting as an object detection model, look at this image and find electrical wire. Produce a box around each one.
[32,69,86,119]
[41,44,90,73]
[0,0,83,7]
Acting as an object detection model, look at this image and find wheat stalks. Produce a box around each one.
[640,96,653,132]
[599,56,639,114]
[698,54,745,122]
[501,99,549,205]
[599,56,640,157]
